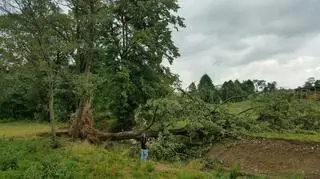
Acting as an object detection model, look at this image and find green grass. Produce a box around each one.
[2,120,315,178]
[0,121,51,138]
[249,132,320,143]
[227,101,252,114]
[226,101,259,120]
[0,121,228,179]
[0,138,218,179]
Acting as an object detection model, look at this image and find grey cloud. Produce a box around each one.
[176,0,320,64]
[171,0,320,88]
[193,0,320,37]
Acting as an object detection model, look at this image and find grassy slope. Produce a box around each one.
[227,100,320,142]
[0,122,229,179]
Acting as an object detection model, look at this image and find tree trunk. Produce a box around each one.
[52,128,187,143]
[49,70,57,148]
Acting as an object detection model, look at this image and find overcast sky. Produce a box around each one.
[171,0,320,89]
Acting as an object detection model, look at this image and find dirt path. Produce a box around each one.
[209,138,320,178]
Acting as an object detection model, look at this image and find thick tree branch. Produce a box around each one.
[144,105,158,131]
[40,127,190,142]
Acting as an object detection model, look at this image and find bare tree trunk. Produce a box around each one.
[49,69,57,148]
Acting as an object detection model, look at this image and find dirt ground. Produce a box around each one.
[209,138,320,178]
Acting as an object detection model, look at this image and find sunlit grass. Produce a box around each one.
[0,121,50,138]
[227,101,252,114]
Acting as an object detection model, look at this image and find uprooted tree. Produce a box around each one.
[66,0,185,141]
[0,0,186,143]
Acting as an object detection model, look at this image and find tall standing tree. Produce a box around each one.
[241,80,255,94]
[198,74,214,90]
[198,74,219,103]
[0,0,70,147]
[67,0,185,138]
[263,81,277,92]
[315,80,320,88]
[253,79,267,92]
[187,82,197,92]
[304,77,316,89]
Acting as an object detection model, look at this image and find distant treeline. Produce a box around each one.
[187,74,320,103]
[186,74,278,103]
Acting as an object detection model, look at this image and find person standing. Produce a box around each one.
[140,133,148,160]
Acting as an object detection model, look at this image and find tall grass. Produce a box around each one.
[0,122,219,179]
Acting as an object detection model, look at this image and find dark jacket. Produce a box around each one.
[141,135,148,149]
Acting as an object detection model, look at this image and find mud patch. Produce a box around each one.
[209,138,320,178]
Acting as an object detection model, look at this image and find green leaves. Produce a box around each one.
[252,92,320,130]
[134,93,244,160]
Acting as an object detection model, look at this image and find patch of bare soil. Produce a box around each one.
[209,138,320,178]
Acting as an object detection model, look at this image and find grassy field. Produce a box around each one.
[0,121,255,179]
[0,121,51,138]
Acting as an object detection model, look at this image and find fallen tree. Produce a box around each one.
[48,88,243,144]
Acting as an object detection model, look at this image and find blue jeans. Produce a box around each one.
[140,149,148,160]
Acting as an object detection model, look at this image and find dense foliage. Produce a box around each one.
[134,92,252,160]
[253,92,320,131]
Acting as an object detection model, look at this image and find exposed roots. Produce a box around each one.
[40,98,186,144]
[68,99,98,142]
